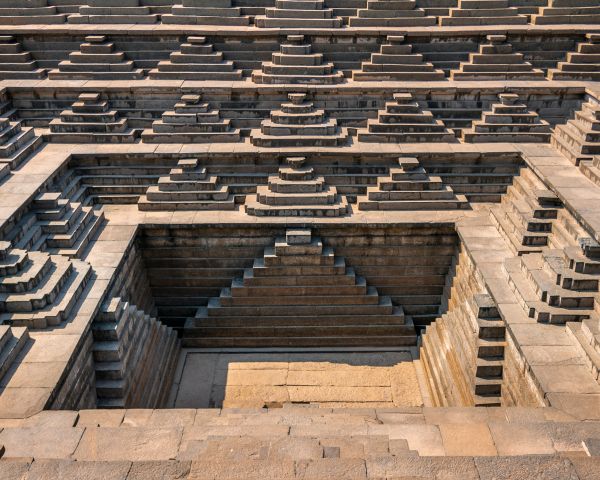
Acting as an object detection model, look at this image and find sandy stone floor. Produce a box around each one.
[169,350,423,408]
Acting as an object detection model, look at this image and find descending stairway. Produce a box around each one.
[141,94,241,144]
[0,241,92,329]
[532,0,600,24]
[92,297,180,408]
[67,0,158,23]
[255,0,342,28]
[162,0,250,25]
[357,93,456,143]
[440,0,528,26]
[549,33,600,81]
[0,324,29,381]
[0,0,66,24]
[552,101,600,165]
[0,35,45,80]
[183,228,417,347]
[0,116,42,170]
[138,158,236,211]
[357,157,469,211]
[349,0,436,26]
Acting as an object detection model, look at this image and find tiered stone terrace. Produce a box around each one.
[0,7,598,479]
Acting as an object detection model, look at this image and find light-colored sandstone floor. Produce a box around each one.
[169,350,423,409]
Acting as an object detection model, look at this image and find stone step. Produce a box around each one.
[0,325,28,381]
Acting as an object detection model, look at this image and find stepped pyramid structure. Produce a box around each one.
[0,115,42,169]
[138,158,236,211]
[255,0,342,28]
[142,94,241,144]
[552,101,600,165]
[357,93,456,143]
[440,0,528,26]
[549,34,600,81]
[250,93,349,148]
[252,35,344,85]
[0,0,66,24]
[0,241,92,329]
[184,228,416,346]
[462,94,552,143]
[67,0,158,23]
[349,0,436,26]
[532,0,600,24]
[450,35,545,80]
[48,93,140,143]
[352,35,445,81]
[48,35,144,80]
[245,156,348,216]
[0,36,45,80]
[358,157,468,211]
[162,0,250,25]
[149,36,242,80]
[92,297,179,408]
[7,191,105,259]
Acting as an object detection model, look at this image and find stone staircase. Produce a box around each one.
[0,241,92,329]
[349,0,436,26]
[352,35,445,81]
[92,297,180,408]
[138,158,236,211]
[440,0,528,26]
[255,0,342,28]
[0,116,42,170]
[48,35,144,80]
[461,93,552,143]
[552,101,600,165]
[252,35,344,85]
[149,36,242,80]
[450,35,545,81]
[357,157,469,211]
[502,239,600,324]
[245,156,349,217]
[581,155,600,187]
[250,93,350,148]
[0,0,66,24]
[47,93,141,143]
[0,36,45,80]
[162,0,250,25]
[142,94,241,144]
[357,93,456,144]
[0,323,29,381]
[490,168,563,255]
[67,0,158,23]
[183,228,417,347]
[532,0,600,24]
[549,34,600,81]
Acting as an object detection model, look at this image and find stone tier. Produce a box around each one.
[357,93,456,143]
[450,34,545,80]
[138,158,236,211]
[552,101,600,165]
[532,0,600,24]
[48,35,144,80]
[0,241,92,329]
[92,297,180,408]
[490,170,563,255]
[0,324,29,383]
[502,240,600,324]
[48,93,141,143]
[252,35,344,85]
[10,191,105,259]
[352,35,445,81]
[141,94,241,144]
[149,36,242,80]
[0,116,42,170]
[162,0,250,25]
[183,228,416,347]
[68,0,158,23]
[0,0,66,24]
[462,93,552,143]
[549,34,600,81]
[0,36,45,80]
[250,93,349,148]
[440,0,528,26]
[357,157,469,211]
[245,157,349,216]
[255,0,342,28]
[349,0,435,26]
[580,155,600,187]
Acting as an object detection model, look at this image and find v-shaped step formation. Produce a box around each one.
[183,228,417,347]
